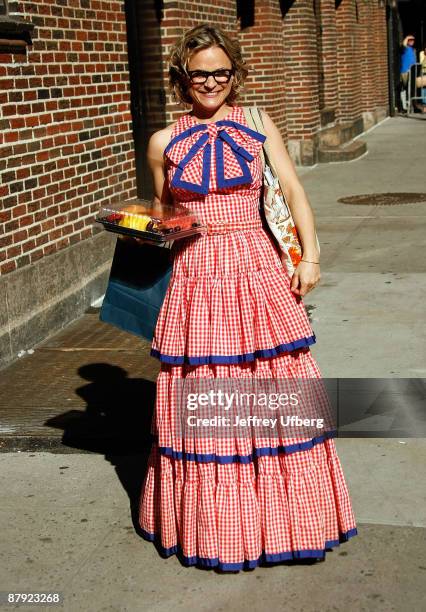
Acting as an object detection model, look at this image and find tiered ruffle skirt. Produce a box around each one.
[139,229,358,571]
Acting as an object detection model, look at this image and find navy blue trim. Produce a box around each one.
[216,137,253,189]
[150,334,316,365]
[216,119,267,144]
[171,133,210,195]
[164,123,207,154]
[154,430,337,463]
[140,527,358,571]
[219,130,255,161]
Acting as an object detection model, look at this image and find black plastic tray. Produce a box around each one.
[95,218,205,243]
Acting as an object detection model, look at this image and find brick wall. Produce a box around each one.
[317,0,339,111]
[283,0,321,164]
[375,3,388,109]
[359,0,377,113]
[0,0,137,276]
[335,0,363,122]
[238,0,287,141]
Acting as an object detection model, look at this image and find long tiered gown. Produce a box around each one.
[138,105,358,571]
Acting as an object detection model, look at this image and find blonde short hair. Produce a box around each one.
[168,24,248,106]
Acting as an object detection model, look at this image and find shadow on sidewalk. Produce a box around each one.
[43,362,156,521]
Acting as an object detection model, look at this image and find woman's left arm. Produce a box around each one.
[260,110,320,297]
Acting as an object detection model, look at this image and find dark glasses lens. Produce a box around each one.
[187,69,234,84]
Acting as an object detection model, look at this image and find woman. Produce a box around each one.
[139,24,358,572]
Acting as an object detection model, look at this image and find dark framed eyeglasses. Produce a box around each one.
[186,68,235,85]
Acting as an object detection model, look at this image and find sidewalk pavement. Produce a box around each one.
[1,115,425,611]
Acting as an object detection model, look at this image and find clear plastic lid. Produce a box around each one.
[95,199,205,242]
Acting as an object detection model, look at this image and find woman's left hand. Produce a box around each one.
[290,260,321,297]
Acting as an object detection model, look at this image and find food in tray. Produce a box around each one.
[153,212,200,234]
[101,201,201,236]
[119,214,151,231]
[117,209,152,231]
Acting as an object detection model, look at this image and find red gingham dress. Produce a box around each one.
[139,105,358,571]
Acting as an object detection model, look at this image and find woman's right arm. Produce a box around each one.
[143,127,176,249]
[146,128,174,205]
[120,128,174,246]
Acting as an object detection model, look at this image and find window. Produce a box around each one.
[0,1,35,54]
[0,1,8,17]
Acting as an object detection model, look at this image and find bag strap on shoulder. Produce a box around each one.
[242,106,264,169]
[242,106,278,176]
[242,107,321,255]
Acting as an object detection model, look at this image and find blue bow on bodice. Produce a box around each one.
[164,119,266,195]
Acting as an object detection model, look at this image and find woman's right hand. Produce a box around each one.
[133,237,147,246]
[118,234,147,246]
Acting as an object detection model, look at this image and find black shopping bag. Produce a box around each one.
[99,237,173,341]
